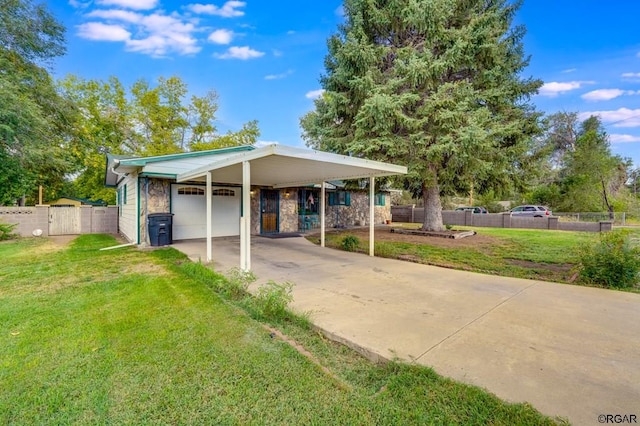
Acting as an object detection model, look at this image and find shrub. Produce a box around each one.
[341,234,360,252]
[577,230,640,289]
[222,267,256,299]
[254,280,294,320]
[0,222,17,241]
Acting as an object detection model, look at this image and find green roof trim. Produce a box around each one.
[139,172,178,179]
[118,145,255,167]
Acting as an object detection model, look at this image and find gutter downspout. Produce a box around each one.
[145,177,149,246]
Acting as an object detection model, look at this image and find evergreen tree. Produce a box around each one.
[301,0,542,230]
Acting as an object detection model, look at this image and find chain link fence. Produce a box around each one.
[554,212,629,226]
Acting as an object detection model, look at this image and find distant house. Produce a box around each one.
[47,196,107,207]
[104,144,406,269]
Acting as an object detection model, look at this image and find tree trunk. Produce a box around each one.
[601,177,614,220]
[422,182,444,231]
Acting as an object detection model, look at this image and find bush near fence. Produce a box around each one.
[391,206,613,232]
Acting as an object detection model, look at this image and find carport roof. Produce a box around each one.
[177,144,407,187]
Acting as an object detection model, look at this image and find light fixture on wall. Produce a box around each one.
[285,190,290,198]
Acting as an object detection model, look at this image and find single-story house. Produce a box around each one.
[48,196,107,207]
[105,144,407,270]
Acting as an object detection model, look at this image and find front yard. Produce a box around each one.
[0,235,558,424]
[308,225,640,287]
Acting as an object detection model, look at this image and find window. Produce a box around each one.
[178,187,205,196]
[123,184,127,204]
[298,189,319,214]
[328,191,350,206]
[212,188,235,197]
[374,193,385,206]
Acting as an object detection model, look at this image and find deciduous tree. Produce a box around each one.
[0,0,71,205]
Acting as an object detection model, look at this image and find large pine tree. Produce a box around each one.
[301,0,542,230]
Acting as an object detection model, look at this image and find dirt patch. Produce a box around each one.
[49,235,79,246]
[328,226,499,249]
[506,259,573,275]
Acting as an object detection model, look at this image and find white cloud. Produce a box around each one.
[335,5,345,17]
[188,1,246,17]
[97,0,158,10]
[286,30,296,35]
[265,70,293,80]
[80,10,201,56]
[610,134,640,143]
[579,108,640,128]
[581,89,626,101]
[561,68,577,74]
[305,89,325,100]
[86,9,143,23]
[622,72,640,79]
[77,22,131,41]
[69,0,91,8]
[208,29,233,44]
[538,81,593,97]
[214,46,264,59]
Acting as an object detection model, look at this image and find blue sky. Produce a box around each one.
[45,0,640,166]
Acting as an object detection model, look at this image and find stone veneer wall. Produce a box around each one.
[249,188,299,234]
[250,187,261,234]
[250,188,390,234]
[231,187,391,235]
[324,191,390,228]
[279,189,298,233]
[139,178,171,244]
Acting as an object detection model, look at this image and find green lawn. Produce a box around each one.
[311,225,640,288]
[0,235,559,425]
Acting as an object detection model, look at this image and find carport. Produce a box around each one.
[177,144,407,271]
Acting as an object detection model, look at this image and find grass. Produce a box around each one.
[310,225,640,289]
[0,235,560,424]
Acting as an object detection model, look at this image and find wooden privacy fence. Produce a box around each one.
[391,205,613,232]
[0,205,118,237]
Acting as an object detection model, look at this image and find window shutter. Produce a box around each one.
[345,192,351,206]
[328,192,335,206]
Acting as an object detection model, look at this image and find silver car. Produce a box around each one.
[510,205,552,217]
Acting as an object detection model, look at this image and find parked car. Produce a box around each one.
[455,206,488,214]
[510,205,552,217]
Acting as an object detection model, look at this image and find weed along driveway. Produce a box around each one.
[174,236,640,425]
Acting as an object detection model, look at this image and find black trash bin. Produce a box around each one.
[148,213,174,246]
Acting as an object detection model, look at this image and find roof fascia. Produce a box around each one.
[177,144,407,183]
[119,145,254,167]
[177,145,277,182]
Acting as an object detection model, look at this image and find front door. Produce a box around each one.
[260,190,279,234]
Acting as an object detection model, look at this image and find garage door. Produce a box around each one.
[171,185,241,239]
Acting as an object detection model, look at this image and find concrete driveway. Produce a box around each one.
[172,236,640,425]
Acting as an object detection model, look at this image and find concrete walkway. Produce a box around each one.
[172,236,640,425]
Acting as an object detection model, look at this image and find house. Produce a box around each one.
[48,196,107,207]
[105,144,407,270]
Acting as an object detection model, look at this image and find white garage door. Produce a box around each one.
[171,185,241,239]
